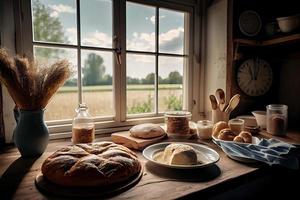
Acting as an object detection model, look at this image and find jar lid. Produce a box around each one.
[164,111,191,118]
[266,104,288,110]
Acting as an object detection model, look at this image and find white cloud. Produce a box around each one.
[147,15,165,24]
[160,27,183,44]
[127,32,155,52]
[82,31,112,47]
[66,28,77,43]
[49,4,75,17]
[150,16,156,24]
[81,26,183,63]
[127,26,183,54]
[50,11,59,18]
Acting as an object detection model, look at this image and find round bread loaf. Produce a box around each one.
[41,142,141,187]
[162,143,198,165]
[233,135,245,143]
[212,121,229,138]
[130,123,165,139]
[238,131,252,143]
[218,128,235,141]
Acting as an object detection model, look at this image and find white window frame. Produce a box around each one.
[15,0,203,139]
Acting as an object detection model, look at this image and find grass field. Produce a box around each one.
[45,84,182,121]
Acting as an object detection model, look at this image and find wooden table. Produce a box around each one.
[0,134,299,200]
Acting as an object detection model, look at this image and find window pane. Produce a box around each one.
[80,0,112,48]
[158,56,184,112]
[126,2,155,52]
[81,50,114,117]
[127,54,155,114]
[159,9,185,54]
[33,46,78,121]
[31,0,77,44]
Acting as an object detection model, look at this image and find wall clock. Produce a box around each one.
[236,58,273,96]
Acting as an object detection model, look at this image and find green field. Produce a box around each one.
[45,84,182,121]
[58,84,182,93]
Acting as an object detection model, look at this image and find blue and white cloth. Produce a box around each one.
[214,138,299,169]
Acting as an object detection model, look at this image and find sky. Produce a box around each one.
[33,0,186,79]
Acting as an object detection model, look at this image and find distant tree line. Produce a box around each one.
[127,71,182,85]
[65,53,183,86]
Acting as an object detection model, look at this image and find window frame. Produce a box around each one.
[16,0,202,139]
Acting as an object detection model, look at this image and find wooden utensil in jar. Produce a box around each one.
[225,94,240,114]
[215,88,226,111]
[209,95,218,110]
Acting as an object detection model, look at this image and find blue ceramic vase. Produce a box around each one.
[14,109,49,157]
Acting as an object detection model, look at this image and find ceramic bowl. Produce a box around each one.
[251,111,266,129]
[277,14,300,33]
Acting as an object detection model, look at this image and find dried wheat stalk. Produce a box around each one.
[0,48,71,110]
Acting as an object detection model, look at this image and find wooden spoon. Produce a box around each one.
[209,95,218,110]
[215,88,226,110]
[225,94,240,114]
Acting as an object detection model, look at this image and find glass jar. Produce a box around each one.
[164,111,191,135]
[228,118,245,135]
[197,120,213,139]
[266,104,288,136]
[72,103,95,144]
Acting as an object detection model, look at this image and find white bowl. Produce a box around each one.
[251,111,266,129]
[236,115,257,127]
[277,14,300,33]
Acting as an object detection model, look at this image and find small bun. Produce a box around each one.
[238,131,252,143]
[233,136,245,143]
[218,128,235,141]
[212,121,229,138]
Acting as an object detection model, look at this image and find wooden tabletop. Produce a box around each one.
[0,134,298,200]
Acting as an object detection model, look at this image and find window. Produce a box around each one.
[126,3,187,116]
[21,0,198,135]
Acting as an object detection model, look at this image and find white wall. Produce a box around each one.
[204,0,228,120]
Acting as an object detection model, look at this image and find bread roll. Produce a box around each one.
[130,123,165,139]
[212,121,229,138]
[233,135,245,143]
[41,142,141,187]
[218,128,235,141]
[238,131,252,143]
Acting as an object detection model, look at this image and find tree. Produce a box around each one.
[142,73,155,84]
[167,71,182,84]
[83,53,106,86]
[32,0,66,59]
[101,74,112,85]
[127,77,141,84]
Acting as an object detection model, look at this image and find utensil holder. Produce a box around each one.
[212,109,229,124]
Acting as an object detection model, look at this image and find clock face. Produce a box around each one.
[237,58,273,96]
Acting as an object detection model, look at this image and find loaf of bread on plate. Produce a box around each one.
[41,141,141,187]
[130,123,165,139]
[162,143,198,165]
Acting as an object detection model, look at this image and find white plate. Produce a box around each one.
[143,142,220,169]
[212,135,261,163]
[212,135,261,145]
[239,10,262,37]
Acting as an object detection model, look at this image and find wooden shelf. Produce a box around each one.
[234,33,300,47]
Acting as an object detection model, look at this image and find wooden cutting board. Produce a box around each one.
[111,131,167,150]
